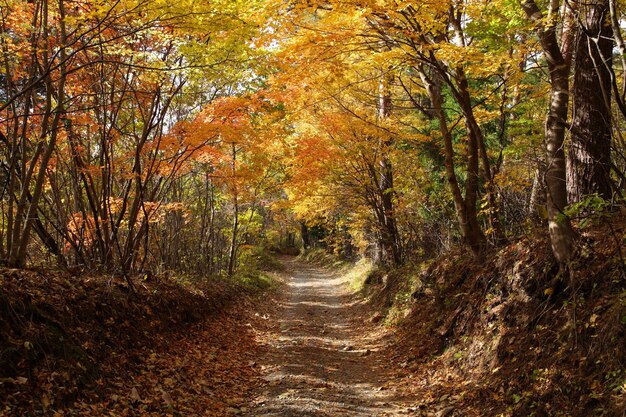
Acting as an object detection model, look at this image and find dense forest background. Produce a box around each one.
[0,0,622,274]
[1,0,626,415]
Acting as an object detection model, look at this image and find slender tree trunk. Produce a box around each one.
[568,0,613,202]
[454,66,506,244]
[377,71,401,265]
[208,179,216,276]
[522,0,575,264]
[420,67,486,256]
[227,143,239,277]
[300,222,310,250]
[528,168,547,219]
[448,13,505,245]
[9,0,68,267]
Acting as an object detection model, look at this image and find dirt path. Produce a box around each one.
[244,257,411,416]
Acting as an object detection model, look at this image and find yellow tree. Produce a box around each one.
[267,0,529,259]
[267,2,414,264]
[183,93,286,275]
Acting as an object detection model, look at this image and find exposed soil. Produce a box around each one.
[244,257,412,416]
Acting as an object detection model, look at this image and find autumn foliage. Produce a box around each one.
[1,0,626,413]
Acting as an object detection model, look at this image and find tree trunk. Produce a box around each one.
[420,67,486,256]
[545,69,574,264]
[9,0,68,267]
[568,0,613,202]
[300,222,310,250]
[227,143,239,277]
[377,71,401,265]
[379,156,401,265]
[454,66,506,244]
[522,0,575,264]
[528,168,546,220]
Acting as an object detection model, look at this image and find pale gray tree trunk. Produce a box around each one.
[522,0,575,264]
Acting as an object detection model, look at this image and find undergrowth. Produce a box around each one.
[0,245,283,415]
[234,245,284,290]
[299,248,347,269]
[344,258,376,292]
[0,268,248,415]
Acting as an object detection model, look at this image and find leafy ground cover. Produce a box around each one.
[0,268,273,416]
[369,220,626,416]
[2,217,625,417]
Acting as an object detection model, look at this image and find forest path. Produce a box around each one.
[243,257,412,416]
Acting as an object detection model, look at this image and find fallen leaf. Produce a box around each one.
[162,389,173,405]
[130,387,141,402]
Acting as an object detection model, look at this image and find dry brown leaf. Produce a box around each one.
[130,387,141,402]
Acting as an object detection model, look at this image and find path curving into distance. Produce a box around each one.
[244,257,411,416]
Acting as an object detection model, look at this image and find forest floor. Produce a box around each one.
[243,257,413,416]
[243,227,626,417]
[0,256,421,416]
[0,267,266,416]
[3,236,625,416]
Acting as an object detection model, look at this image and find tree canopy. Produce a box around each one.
[0,0,623,272]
